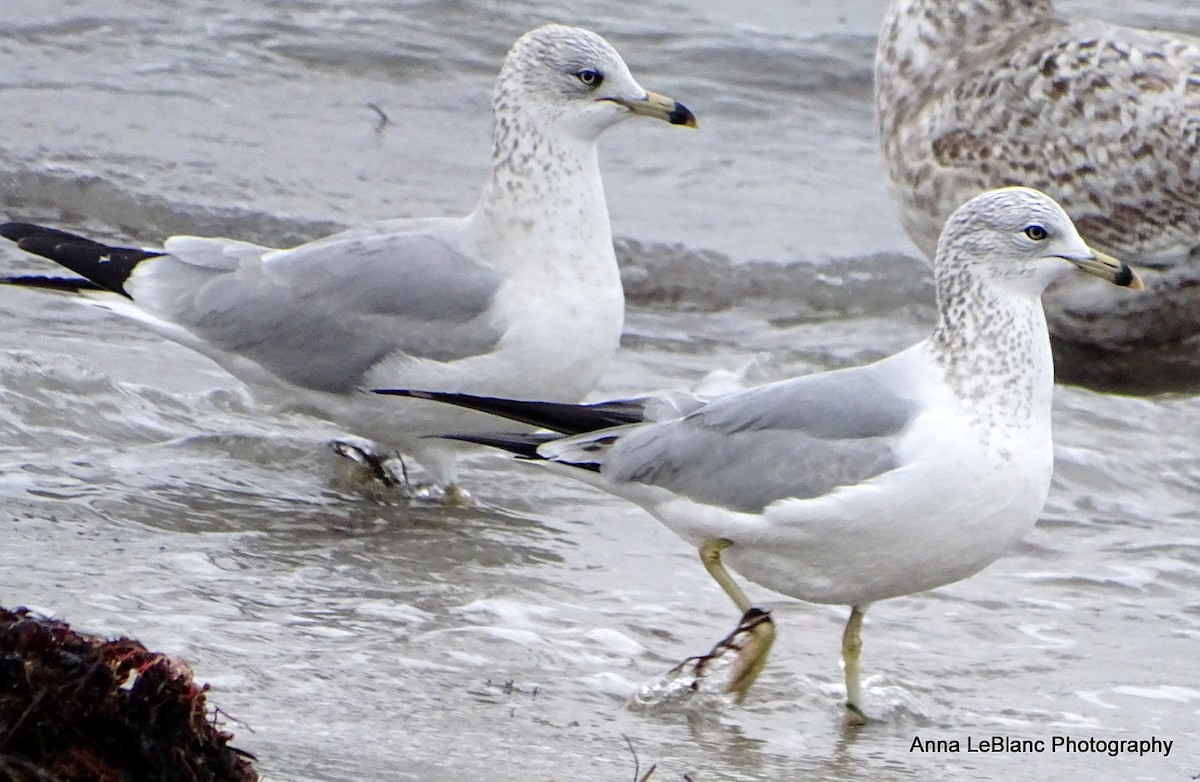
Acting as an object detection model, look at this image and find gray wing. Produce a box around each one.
[920,18,1200,261]
[130,222,503,393]
[595,364,918,513]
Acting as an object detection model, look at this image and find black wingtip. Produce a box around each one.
[374,389,427,400]
[435,432,559,460]
[0,222,161,297]
[435,431,602,472]
[2,222,83,244]
[373,389,647,435]
[1,275,108,294]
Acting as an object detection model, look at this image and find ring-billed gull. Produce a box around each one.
[0,24,696,498]
[377,187,1142,719]
[876,0,1198,390]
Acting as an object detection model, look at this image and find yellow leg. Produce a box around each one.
[722,608,776,703]
[442,483,470,507]
[699,538,751,612]
[842,605,868,725]
[686,538,776,703]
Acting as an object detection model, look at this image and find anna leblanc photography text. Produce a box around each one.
[909,735,1174,757]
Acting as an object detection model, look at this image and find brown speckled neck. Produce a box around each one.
[928,256,1054,426]
[480,102,601,224]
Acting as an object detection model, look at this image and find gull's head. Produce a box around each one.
[936,186,1143,296]
[495,24,697,140]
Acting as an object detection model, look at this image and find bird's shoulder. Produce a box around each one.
[678,358,922,441]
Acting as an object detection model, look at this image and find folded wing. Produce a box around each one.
[550,364,919,513]
[125,222,506,393]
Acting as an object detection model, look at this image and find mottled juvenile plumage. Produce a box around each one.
[0,24,697,492]
[876,0,1200,389]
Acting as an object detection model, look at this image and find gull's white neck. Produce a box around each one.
[475,111,614,272]
[463,102,624,402]
[928,268,1055,427]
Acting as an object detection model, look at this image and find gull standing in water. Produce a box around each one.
[378,187,1142,719]
[876,0,1200,390]
[0,24,696,498]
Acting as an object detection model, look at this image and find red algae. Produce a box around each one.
[0,606,256,782]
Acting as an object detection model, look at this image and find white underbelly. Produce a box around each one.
[642,419,1055,608]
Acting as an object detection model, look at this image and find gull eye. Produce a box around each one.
[1024,224,1049,241]
[575,69,603,88]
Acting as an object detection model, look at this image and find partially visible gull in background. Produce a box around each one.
[876,0,1200,391]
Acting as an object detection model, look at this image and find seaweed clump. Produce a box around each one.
[0,606,257,781]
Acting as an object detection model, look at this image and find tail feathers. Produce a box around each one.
[1,274,107,293]
[375,389,647,435]
[0,222,163,298]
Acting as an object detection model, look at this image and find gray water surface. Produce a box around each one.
[2,1,1198,780]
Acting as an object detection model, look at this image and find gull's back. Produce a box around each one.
[114,215,505,396]
[585,357,923,514]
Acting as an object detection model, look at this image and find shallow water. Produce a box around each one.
[2,1,1199,780]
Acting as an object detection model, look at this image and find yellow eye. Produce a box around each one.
[1024,224,1049,241]
[575,69,603,87]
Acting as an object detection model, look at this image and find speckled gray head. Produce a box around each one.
[494,24,697,140]
[937,186,1143,295]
